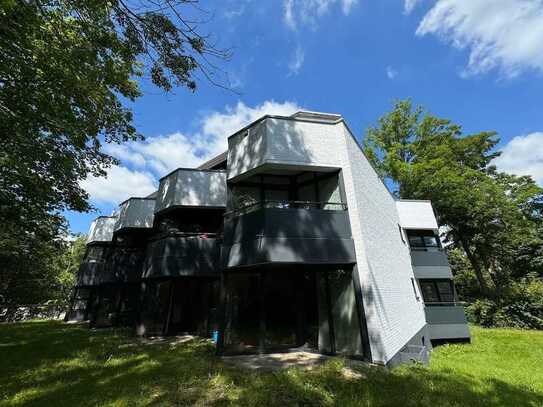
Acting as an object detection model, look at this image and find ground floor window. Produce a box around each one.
[221,268,363,356]
[139,278,219,337]
[93,285,122,327]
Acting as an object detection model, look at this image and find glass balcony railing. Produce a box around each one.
[225,200,347,217]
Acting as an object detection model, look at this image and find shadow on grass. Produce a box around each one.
[0,321,541,406]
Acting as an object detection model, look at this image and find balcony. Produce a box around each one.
[424,304,470,340]
[75,262,103,287]
[142,233,222,278]
[87,217,116,244]
[114,198,155,232]
[222,201,356,268]
[155,169,227,214]
[100,249,145,284]
[227,116,346,181]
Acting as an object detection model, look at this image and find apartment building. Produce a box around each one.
[68,111,470,367]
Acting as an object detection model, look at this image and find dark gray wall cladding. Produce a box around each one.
[75,263,102,287]
[410,250,450,267]
[99,249,145,284]
[425,306,468,325]
[222,208,356,267]
[143,236,221,278]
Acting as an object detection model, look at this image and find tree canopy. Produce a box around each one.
[0,0,228,306]
[364,100,543,304]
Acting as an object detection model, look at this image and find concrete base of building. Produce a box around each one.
[385,324,433,368]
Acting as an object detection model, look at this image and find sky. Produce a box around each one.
[66,0,543,234]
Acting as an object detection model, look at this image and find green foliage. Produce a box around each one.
[0,234,86,308]
[466,275,543,329]
[364,100,543,312]
[0,1,228,306]
[1,322,542,406]
[51,235,87,304]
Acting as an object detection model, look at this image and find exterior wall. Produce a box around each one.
[155,169,227,213]
[114,198,155,231]
[227,118,344,181]
[340,123,427,365]
[227,120,268,180]
[87,217,116,244]
[396,200,438,230]
[227,116,428,364]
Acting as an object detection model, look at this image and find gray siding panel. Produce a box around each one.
[115,199,155,231]
[155,170,226,213]
[425,306,468,325]
[222,208,356,267]
[143,236,221,278]
[413,266,452,279]
[410,250,450,267]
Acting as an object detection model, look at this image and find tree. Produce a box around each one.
[52,235,87,304]
[364,100,543,298]
[0,1,229,304]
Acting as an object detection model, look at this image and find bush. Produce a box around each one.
[466,275,543,329]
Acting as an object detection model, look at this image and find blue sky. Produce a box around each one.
[66,0,543,234]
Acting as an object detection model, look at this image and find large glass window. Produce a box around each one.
[419,279,455,305]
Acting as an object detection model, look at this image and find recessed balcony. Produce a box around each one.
[143,233,222,278]
[222,201,356,268]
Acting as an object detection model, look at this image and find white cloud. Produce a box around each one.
[386,66,398,79]
[81,166,157,204]
[284,0,296,29]
[288,46,305,75]
[415,0,543,78]
[283,0,358,30]
[82,101,302,204]
[493,132,543,185]
[404,0,422,14]
[201,100,301,141]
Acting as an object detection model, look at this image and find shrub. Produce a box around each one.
[466,275,543,329]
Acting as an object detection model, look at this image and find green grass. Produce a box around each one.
[0,321,542,406]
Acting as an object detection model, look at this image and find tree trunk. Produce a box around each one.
[459,238,489,297]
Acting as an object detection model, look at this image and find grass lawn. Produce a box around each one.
[0,321,542,406]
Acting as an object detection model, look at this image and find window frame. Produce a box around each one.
[418,279,456,306]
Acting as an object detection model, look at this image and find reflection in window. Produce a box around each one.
[419,279,455,305]
[406,230,440,249]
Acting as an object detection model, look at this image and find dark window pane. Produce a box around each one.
[423,236,439,247]
[420,282,439,303]
[408,236,425,247]
[436,281,455,302]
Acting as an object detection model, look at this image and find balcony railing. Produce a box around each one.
[424,301,466,307]
[424,305,468,325]
[222,201,355,267]
[225,200,347,217]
